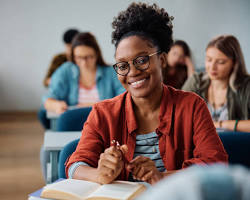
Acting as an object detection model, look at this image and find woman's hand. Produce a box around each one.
[55,101,68,114]
[97,145,127,184]
[126,156,164,184]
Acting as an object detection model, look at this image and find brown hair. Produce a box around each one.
[71,32,108,67]
[43,53,67,87]
[206,35,248,92]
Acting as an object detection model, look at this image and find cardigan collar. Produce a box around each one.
[125,84,173,136]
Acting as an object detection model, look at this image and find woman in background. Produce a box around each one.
[162,40,195,89]
[43,32,124,114]
[40,32,124,181]
[182,35,250,132]
[38,28,79,129]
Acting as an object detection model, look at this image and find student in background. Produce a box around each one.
[43,29,80,87]
[38,28,79,129]
[182,35,250,132]
[40,32,124,181]
[162,40,195,89]
[43,32,125,114]
[66,2,227,185]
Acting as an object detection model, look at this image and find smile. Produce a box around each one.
[129,78,147,88]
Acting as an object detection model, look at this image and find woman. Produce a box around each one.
[66,3,227,185]
[162,40,195,89]
[43,32,125,114]
[182,35,250,132]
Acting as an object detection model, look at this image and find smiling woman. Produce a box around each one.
[182,35,250,132]
[66,2,228,185]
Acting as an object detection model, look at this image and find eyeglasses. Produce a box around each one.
[113,51,161,76]
[74,55,95,62]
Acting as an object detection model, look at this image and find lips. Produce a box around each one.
[128,78,148,88]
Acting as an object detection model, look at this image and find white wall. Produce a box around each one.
[0,0,249,111]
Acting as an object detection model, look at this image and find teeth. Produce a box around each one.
[131,79,146,86]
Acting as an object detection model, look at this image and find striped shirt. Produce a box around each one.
[68,132,166,180]
[128,132,166,181]
[78,82,100,104]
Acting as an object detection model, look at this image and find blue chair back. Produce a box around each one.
[56,107,92,131]
[218,132,250,168]
[58,139,80,178]
[59,131,250,178]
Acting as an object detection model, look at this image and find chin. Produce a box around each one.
[129,89,151,99]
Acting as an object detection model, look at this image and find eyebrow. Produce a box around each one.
[115,51,150,62]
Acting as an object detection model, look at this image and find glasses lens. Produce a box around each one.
[134,56,149,70]
[114,62,129,75]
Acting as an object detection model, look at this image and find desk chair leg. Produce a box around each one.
[48,151,59,183]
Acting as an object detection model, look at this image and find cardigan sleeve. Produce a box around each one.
[65,104,108,177]
[182,98,228,167]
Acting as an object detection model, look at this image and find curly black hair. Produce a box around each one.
[112,2,173,53]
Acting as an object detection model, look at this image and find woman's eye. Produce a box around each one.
[135,57,147,65]
[117,64,128,71]
[217,60,226,64]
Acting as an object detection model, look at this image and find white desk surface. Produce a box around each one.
[44,130,82,151]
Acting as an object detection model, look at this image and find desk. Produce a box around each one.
[44,130,82,183]
[46,111,60,131]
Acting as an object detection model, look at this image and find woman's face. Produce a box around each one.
[73,45,97,70]
[167,45,185,67]
[205,47,233,81]
[115,36,166,99]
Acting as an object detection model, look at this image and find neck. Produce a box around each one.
[210,79,228,90]
[79,66,97,87]
[132,85,163,117]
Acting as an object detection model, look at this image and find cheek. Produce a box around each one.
[118,75,126,86]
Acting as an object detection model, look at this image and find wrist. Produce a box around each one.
[219,120,222,128]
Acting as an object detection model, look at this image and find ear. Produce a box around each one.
[159,52,168,69]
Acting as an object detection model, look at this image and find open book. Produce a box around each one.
[40,179,146,200]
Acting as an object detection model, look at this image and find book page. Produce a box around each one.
[41,179,100,200]
[87,181,146,200]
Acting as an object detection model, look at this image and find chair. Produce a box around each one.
[58,139,80,178]
[218,131,250,168]
[57,107,92,178]
[56,107,92,131]
[58,131,250,178]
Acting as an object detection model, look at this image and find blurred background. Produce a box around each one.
[0,0,249,111]
[0,0,249,199]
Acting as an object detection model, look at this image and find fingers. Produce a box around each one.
[56,101,68,114]
[98,146,124,181]
[120,144,128,154]
[104,146,123,159]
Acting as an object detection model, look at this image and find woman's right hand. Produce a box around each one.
[54,101,68,114]
[97,145,127,184]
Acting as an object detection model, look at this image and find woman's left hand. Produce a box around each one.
[213,121,220,128]
[126,156,164,184]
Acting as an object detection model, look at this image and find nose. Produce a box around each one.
[127,62,141,76]
[210,61,217,71]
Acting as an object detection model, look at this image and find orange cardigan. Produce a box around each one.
[66,85,228,179]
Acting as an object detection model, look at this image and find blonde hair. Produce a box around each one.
[206,35,248,92]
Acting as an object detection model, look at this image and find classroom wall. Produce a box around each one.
[0,0,249,111]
